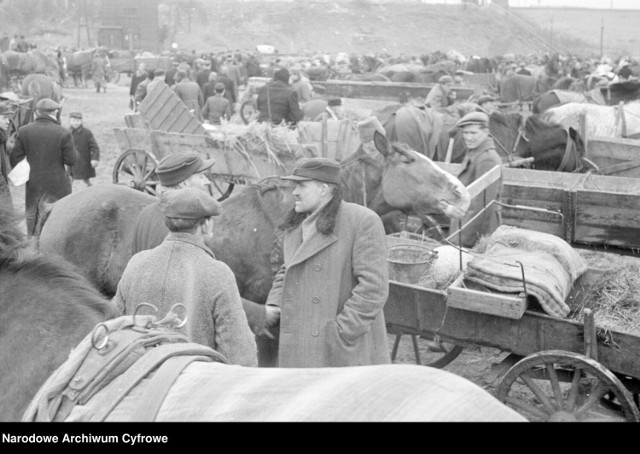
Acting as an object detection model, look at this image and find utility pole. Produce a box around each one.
[600,18,604,59]
[549,15,553,53]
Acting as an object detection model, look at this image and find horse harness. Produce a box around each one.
[28,307,227,422]
[490,115,529,163]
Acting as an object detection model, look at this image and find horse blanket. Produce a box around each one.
[380,105,442,160]
[542,101,640,138]
[465,226,587,318]
[24,316,526,422]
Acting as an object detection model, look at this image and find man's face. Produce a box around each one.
[461,124,490,150]
[185,171,212,195]
[0,114,10,130]
[292,180,326,213]
[69,117,82,129]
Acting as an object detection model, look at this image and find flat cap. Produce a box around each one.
[153,68,165,76]
[456,111,489,129]
[214,82,226,90]
[273,68,290,83]
[156,151,215,186]
[35,98,61,111]
[281,157,341,185]
[69,111,83,119]
[476,95,497,105]
[438,75,454,84]
[357,116,386,142]
[160,187,221,220]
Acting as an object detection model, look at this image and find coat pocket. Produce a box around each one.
[323,320,368,367]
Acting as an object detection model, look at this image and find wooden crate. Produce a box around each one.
[138,84,206,135]
[297,118,360,161]
[312,80,476,103]
[447,275,528,320]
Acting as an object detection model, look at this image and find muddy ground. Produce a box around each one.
[8,76,640,418]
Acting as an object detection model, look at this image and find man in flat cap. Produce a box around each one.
[202,82,232,125]
[256,67,303,127]
[114,188,257,367]
[425,74,456,111]
[10,98,76,235]
[448,111,502,248]
[265,157,391,368]
[68,111,100,187]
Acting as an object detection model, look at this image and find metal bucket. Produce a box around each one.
[387,244,437,285]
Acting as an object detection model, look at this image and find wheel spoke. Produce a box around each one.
[574,383,609,418]
[143,167,157,180]
[519,373,557,413]
[546,363,565,410]
[411,334,421,365]
[119,166,134,178]
[504,396,549,420]
[566,367,582,411]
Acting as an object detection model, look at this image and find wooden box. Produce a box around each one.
[447,275,528,320]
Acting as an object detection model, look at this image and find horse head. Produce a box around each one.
[372,131,470,220]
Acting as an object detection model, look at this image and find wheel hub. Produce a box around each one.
[548,410,578,422]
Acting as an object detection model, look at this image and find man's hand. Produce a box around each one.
[90,160,99,168]
[265,305,281,327]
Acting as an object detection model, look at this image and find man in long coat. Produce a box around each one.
[68,111,99,187]
[91,51,107,93]
[10,98,76,235]
[173,70,204,121]
[265,158,391,368]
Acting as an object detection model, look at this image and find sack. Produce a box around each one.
[8,159,29,186]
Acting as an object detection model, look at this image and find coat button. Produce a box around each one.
[312,296,320,304]
[314,264,321,271]
[312,330,319,337]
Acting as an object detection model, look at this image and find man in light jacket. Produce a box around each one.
[265,157,391,368]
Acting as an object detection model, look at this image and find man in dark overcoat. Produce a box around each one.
[10,98,76,235]
[68,111,99,187]
[256,68,303,127]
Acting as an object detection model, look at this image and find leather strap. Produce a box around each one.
[557,129,575,172]
[127,355,213,421]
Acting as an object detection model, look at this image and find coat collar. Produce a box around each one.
[35,115,60,126]
[461,136,496,172]
[164,231,216,260]
[285,203,342,267]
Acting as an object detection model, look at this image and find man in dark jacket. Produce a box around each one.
[256,68,303,127]
[0,102,13,207]
[68,111,99,187]
[129,63,148,110]
[216,70,237,109]
[10,98,76,235]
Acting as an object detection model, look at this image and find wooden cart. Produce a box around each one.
[384,165,640,422]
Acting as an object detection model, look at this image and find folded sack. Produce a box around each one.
[465,226,587,318]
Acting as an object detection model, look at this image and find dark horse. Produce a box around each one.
[436,111,585,173]
[0,205,117,421]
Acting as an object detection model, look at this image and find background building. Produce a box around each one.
[97,0,160,52]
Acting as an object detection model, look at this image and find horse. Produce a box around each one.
[0,50,60,83]
[532,90,590,115]
[435,111,585,173]
[0,205,118,422]
[20,313,526,422]
[376,104,443,160]
[19,73,64,123]
[38,136,471,302]
[64,49,95,88]
[541,101,640,139]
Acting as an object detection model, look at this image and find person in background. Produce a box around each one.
[165,61,179,87]
[425,75,456,110]
[202,71,219,102]
[129,63,148,110]
[133,70,155,109]
[91,50,108,94]
[290,68,313,103]
[173,70,204,121]
[202,82,232,125]
[10,98,75,235]
[256,68,303,127]
[217,68,238,110]
[68,112,99,187]
[265,157,391,368]
[113,187,257,367]
[0,102,13,207]
[195,59,212,93]
[448,111,502,248]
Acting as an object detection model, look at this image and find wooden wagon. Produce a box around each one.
[384,165,640,422]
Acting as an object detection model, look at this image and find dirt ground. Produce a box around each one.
[9,76,640,419]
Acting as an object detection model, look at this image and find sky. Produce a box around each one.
[508,0,640,9]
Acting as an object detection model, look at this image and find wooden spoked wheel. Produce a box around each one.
[496,350,640,422]
[389,327,463,369]
[113,149,159,196]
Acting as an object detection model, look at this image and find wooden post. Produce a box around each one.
[579,111,588,158]
[445,138,454,163]
[321,112,328,158]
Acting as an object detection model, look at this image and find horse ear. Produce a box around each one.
[373,130,392,157]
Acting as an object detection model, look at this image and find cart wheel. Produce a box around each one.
[240,99,258,125]
[210,179,235,201]
[390,329,463,369]
[113,149,159,196]
[496,350,640,422]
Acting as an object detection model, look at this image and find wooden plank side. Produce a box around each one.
[113,128,154,155]
[466,165,501,201]
[386,282,640,379]
[575,190,640,248]
[315,80,475,102]
[139,84,206,135]
[447,277,528,320]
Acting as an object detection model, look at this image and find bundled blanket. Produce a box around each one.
[466,226,587,318]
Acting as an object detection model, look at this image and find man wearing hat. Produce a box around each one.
[256,67,303,127]
[195,59,212,93]
[173,70,204,121]
[146,68,168,95]
[476,94,499,115]
[68,111,100,187]
[425,74,456,110]
[448,111,502,248]
[10,98,76,235]
[516,62,532,77]
[114,187,257,367]
[264,157,391,368]
[215,68,237,109]
[290,68,313,103]
[202,82,232,125]
[0,102,13,207]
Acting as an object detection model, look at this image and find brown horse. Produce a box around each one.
[19,73,64,123]
[64,49,95,88]
[0,205,117,422]
[0,50,60,83]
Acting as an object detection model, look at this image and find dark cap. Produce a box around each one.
[281,157,341,185]
[69,111,83,119]
[35,98,61,111]
[156,151,215,186]
[214,82,225,90]
[456,111,489,129]
[160,188,221,220]
[273,68,290,83]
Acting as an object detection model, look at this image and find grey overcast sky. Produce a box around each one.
[508,0,640,9]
